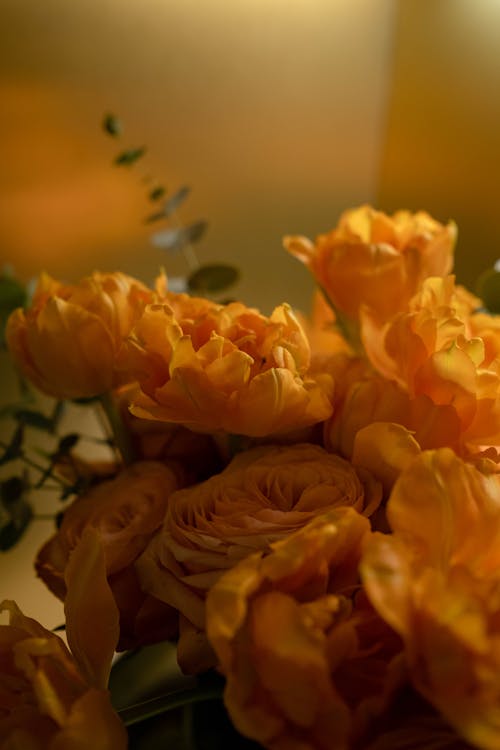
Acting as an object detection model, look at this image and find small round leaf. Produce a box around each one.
[188,264,240,294]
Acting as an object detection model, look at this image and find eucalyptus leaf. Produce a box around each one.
[0,495,32,551]
[144,208,169,225]
[57,433,80,454]
[102,113,122,137]
[1,476,25,506]
[144,186,191,223]
[149,186,166,202]
[51,400,66,430]
[0,424,24,465]
[151,221,208,252]
[163,186,191,217]
[476,268,500,313]
[0,274,27,346]
[188,264,239,294]
[0,274,26,311]
[14,409,54,431]
[114,147,146,167]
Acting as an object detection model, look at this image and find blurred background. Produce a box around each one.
[2,0,500,624]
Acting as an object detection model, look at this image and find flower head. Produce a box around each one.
[206,508,401,750]
[285,205,456,323]
[123,294,333,437]
[6,271,152,399]
[137,443,381,673]
[362,449,500,750]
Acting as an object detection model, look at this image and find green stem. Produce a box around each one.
[318,284,364,356]
[118,686,223,728]
[99,393,135,466]
[0,440,69,488]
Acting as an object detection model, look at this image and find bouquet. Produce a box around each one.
[2,202,499,749]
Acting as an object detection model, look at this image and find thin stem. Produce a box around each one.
[99,393,135,466]
[118,686,223,728]
[0,441,69,487]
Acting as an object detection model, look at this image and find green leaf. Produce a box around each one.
[151,220,208,252]
[148,186,166,202]
[188,264,239,294]
[14,408,54,431]
[144,186,192,224]
[1,476,25,506]
[118,685,223,728]
[476,268,500,313]
[102,113,122,137]
[0,273,27,347]
[0,424,24,465]
[144,208,169,225]
[114,147,146,167]
[0,479,32,551]
[57,433,80,454]
[163,186,191,217]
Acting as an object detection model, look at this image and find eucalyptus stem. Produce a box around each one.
[99,392,135,466]
[118,686,223,728]
[0,440,70,488]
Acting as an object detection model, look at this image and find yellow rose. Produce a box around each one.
[6,270,152,399]
[122,294,333,437]
[36,460,183,650]
[285,205,456,323]
[206,508,401,750]
[362,449,500,750]
[137,443,381,673]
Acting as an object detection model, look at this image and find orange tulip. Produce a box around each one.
[136,443,381,674]
[123,295,333,437]
[362,449,500,750]
[0,530,126,749]
[6,270,152,399]
[206,508,401,750]
[360,276,500,451]
[285,205,456,323]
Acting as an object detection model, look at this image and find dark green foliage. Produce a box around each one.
[0,272,26,347]
[102,113,122,137]
[151,220,208,252]
[188,264,239,294]
[476,267,500,313]
[114,147,146,166]
[0,474,32,551]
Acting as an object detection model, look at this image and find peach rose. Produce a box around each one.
[362,449,500,750]
[206,508,402,750]
[137,443,381,673]
[0,530,126,749]
[36,460,183,650]
[6,270,152,399]
[122,294,333,437]
[284,205,456,323]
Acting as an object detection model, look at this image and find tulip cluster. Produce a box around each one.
[3,204,499,749]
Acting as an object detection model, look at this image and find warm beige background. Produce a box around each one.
[0,0,396,314]
[378,0,500,290]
